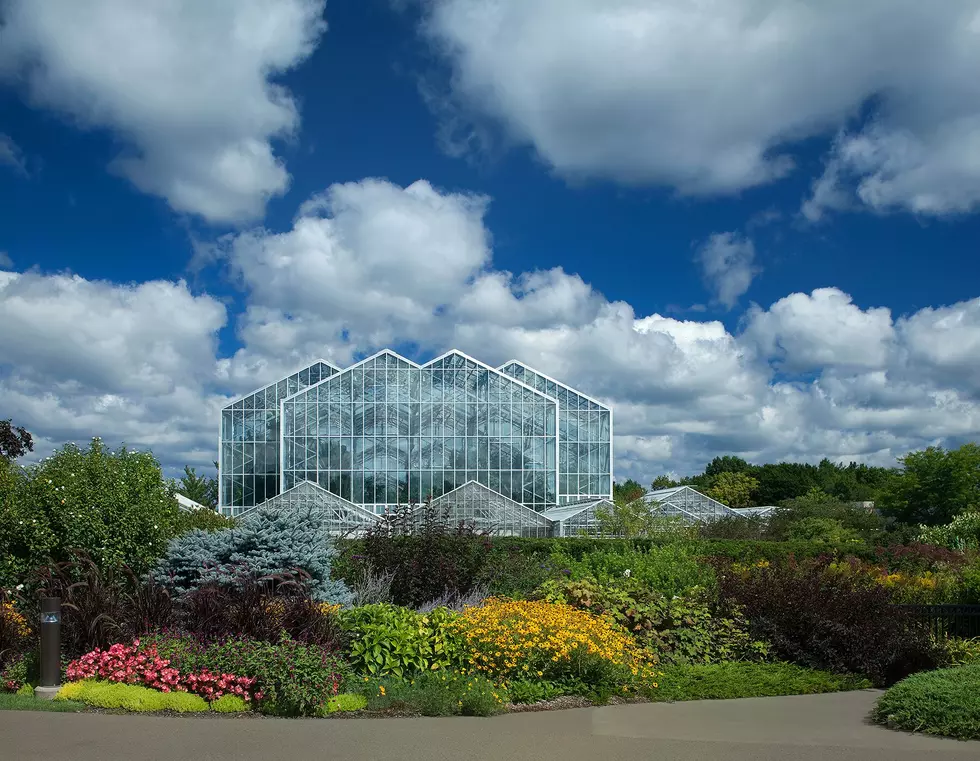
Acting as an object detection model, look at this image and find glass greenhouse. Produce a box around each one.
[220,349,612,518]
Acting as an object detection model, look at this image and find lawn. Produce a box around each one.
[0,692,85,712]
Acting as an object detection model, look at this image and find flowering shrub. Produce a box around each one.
[66,640,258,703]
[822,559,961,604]
[455,598,658,700]
[146,633,349,717]
[537,577,768,664]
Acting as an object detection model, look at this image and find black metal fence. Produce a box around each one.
[894,604,980,639]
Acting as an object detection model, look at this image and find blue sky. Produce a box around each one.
[1,0,979,483]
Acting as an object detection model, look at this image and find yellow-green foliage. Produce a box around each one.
[323,693,367,714]
[56,680,209,713]
[210,694,250,713]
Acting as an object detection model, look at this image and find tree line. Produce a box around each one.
[615,442,980,527]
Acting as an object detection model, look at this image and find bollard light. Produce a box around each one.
[34,596,61,700]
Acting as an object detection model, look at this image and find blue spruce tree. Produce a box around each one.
[156,503,353,604]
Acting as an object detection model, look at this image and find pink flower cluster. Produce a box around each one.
[66,640,261,703]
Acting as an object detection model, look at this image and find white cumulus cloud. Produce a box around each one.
[420,0,980,216]
[0,0,327,223]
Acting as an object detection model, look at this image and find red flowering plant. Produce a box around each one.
[66,640,260,703]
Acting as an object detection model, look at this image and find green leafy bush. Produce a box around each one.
[537,577,767,665]
[210,694,250,713]
[654,662,871,702]
[56,680,209,712]
[551,544,715,598]
[337,604,465,677]
[359,671,507,716]
[873,664,980,740]
[156,503,352,603]
[147,633,349,717]
[0,439,181,586]
[321,693,367,714]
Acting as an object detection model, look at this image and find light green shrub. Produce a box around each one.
[56,680,209,713]
[0,439,180,585]
[210,694,249,713]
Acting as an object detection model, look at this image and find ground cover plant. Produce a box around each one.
[653,662,871,702]
[357,671,507,716]
[872,664,980,740]
[57,680,211,712]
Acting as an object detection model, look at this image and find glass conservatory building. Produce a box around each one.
[219,349,612,518]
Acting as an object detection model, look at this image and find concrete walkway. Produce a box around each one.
[4,690,980,761]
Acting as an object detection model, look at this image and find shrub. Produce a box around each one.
[57,679,209,712]
[872,664,980,740]
[360,671,507,717]
[718,558,939,686]
[173,508,235,536]
[66,639,258,703]
[0,596,30,671]
[552,544,715,598]
[1,650,37,693]
[0,438,181,586]
[322,692,367,714]
[210,694,250,713]
[920,511,980,551]
[148,633,348,717]
[537,577,767,665]
[456,598,657,701]
[654,662,871,702]
[156,503,353,604]
[337,604,465,677]
[349,502,493,607]
[175,573,345,649]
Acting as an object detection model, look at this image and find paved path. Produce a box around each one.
[4,690,980,760]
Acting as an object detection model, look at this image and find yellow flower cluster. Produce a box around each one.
[1,600,30,640]
[455,598,657,686]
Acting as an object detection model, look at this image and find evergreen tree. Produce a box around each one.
[155,502,352,604]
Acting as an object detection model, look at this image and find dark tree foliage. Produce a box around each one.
[704,455,751,477]
[717,558,939,686]
[651,474,679,490]
[0,419,33,461]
